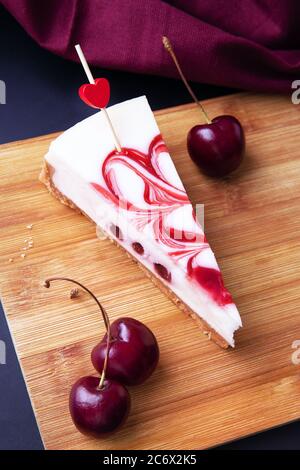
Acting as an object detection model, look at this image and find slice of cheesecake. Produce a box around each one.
[40,96,242,347]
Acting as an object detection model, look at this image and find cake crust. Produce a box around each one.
[39,162,230,349]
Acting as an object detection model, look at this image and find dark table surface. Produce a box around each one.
[0,6,299,451]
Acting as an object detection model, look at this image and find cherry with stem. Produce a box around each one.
[43,277,130,436]
[163,36,245,177]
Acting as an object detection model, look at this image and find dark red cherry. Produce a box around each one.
[154,263,171,282]
[110,224,123,240]
[187,115,245,177]
[69,376,130,437]
[132,242,144,255]
[91,318,159,386]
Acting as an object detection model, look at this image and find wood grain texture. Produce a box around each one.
[0,93,299,450]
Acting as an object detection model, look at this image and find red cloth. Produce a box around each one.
[2,0,299,93]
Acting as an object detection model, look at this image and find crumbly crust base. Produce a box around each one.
[39,162,230,349]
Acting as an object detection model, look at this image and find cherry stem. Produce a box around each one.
[162,36,211,125]
[43,277,110,390]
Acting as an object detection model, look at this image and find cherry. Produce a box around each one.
[91,317,159,386]
[187,116,245,177]
[163,36,245,178]
[69,376,130,437]
[154,263,171,282]
[110,224,123,240]
[132,242,144,255]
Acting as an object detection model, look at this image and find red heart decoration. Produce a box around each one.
[78,78,110,109]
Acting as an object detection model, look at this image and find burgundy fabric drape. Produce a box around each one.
[2,0,300,93]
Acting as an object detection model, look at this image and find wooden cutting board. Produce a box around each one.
[0,93,299,450]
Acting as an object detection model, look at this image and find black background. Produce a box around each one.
[0,6,299,450]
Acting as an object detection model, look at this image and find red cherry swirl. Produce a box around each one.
[91,135,232,306]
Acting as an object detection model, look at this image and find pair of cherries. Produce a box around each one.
[44,277,159,437]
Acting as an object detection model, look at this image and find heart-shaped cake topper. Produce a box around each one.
[79,78,110,109]
[75,44,120,151]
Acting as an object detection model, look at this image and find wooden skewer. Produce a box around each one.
[75,44,121,152]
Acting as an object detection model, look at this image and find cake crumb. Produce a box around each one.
[203,330,212,339]
[26,224,33,229]
[20,253,26,258]
[70,288,80,299]
[8,258,13,263]
[21,235,34,255]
